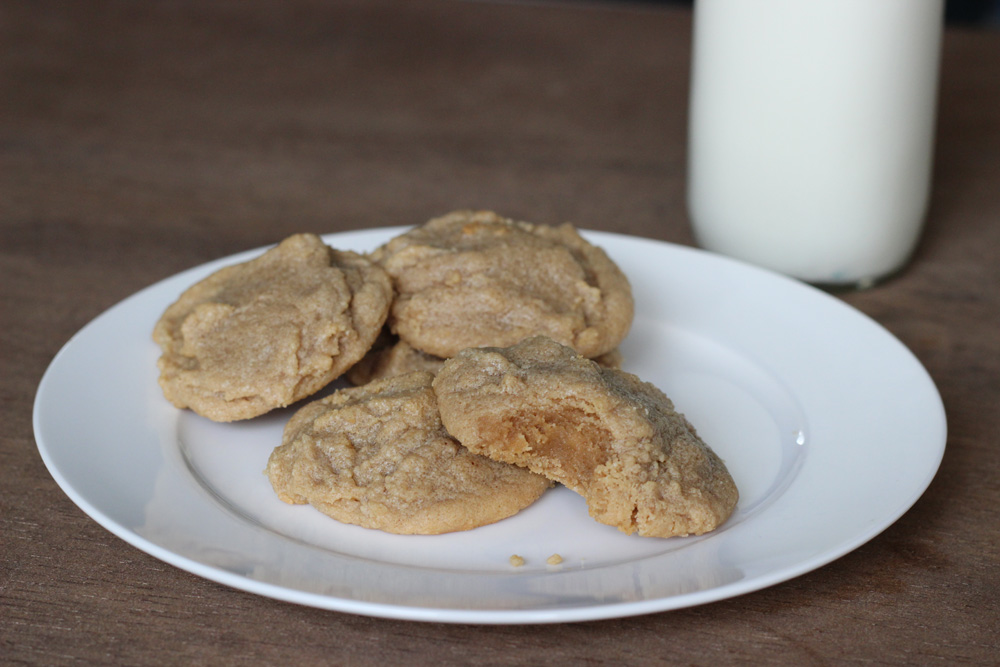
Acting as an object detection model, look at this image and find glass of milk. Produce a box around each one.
[687,0,944,288]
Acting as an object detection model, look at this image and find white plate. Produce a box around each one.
[33,228,946,624]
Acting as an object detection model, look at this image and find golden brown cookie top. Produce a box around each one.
[266,371,552,535]
[153,233,392,422]
[432,336,739,538]
[370,210,634,358]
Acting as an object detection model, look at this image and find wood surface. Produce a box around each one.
[2,1,998,663]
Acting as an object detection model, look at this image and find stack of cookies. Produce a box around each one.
[153,210,738,538]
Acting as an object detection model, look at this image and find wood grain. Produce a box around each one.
[2,1,998,663]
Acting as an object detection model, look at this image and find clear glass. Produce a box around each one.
[687,0,945,288]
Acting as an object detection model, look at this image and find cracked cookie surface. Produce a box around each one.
[370,210,633,359]
[153,233,392,422]
[266,371,552,534]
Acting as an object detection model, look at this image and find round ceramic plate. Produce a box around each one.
[33,228,946,624]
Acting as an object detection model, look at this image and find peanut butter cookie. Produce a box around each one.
[346,330,624,386]
[153,233,392,422]
[266,371,552,534]
[369,210,633,359]
[433,336,738,538]
[345,330,447,386]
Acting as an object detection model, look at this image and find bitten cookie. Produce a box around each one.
[153,233,392,422]
[369,210,634,359]
[432,336,739,538]
[265,371,552,534]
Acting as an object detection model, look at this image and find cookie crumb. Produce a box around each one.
[546,553,563,566]
[509,554,525,567]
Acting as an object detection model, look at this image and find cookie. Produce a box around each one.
[432,336,739,538]
[266,371,552,534]
[153,233,392,422]
[369,210,633,359]
[345,330,446,386]
[346,330,624,386]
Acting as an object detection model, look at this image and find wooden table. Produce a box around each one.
[3,1,998,662]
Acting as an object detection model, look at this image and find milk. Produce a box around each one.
[687,0,944,287]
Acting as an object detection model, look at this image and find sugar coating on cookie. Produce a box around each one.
[432,336,739,538]
[369,210,634,359]
[153,233,392,422]
[266,371,552,535]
